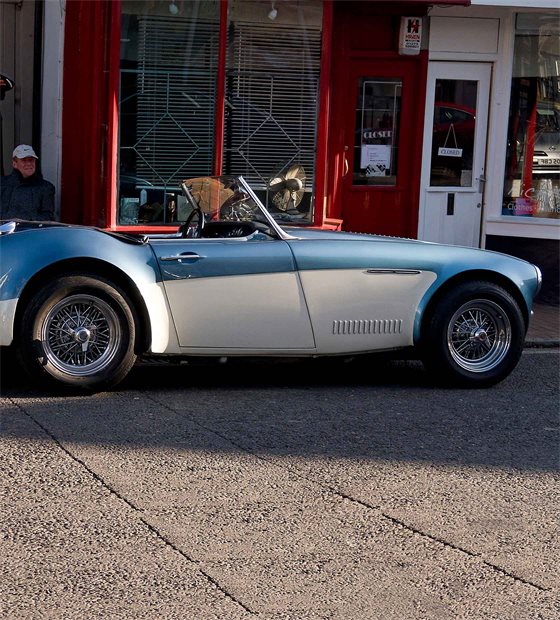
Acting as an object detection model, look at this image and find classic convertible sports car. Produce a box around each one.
[0,175,541,391]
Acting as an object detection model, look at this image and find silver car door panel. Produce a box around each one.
[164,272,315,349]
[0,298,18,345]
[150,239,315,350]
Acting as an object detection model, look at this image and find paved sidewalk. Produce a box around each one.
[526,303,560,347]
[2,352,559,619]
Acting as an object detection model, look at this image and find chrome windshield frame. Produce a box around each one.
[237,176,299,241]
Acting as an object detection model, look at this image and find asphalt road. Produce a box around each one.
[1,350,559,619]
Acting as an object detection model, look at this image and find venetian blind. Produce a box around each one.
[134,15,219,186]
[224,21,322,190]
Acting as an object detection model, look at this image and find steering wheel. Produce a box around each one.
[180,207,205,238]
[219,193,256,221]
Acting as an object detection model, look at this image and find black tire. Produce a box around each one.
[17,275,137,392]
[422,281,525,387]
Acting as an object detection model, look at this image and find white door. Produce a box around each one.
[418,62,492,247]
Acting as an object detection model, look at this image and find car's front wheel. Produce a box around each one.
[18,275,137,391]
[422,281,525,387]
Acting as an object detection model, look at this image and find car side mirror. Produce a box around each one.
[0,73,14,101]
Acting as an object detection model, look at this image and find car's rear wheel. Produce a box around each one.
[18,275,136,391]
[422,281,525,387]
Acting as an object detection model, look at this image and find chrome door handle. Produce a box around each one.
[160,252,203,262]
[477,174,486,193]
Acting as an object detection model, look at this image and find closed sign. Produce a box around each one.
[438,147,463,158]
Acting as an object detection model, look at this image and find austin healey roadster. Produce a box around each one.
[0,175,541,391]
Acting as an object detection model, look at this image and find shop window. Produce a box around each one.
[353,79,401,187]
[224,0,323,224]
[118,0,220,225]
[503,13,560,219]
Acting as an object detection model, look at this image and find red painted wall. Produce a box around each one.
[61,0,120,227]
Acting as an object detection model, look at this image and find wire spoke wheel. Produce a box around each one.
[447,299,511,373]
[19,275,137,391]
[40,294,122,376]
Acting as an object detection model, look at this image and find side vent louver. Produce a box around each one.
[333,319,403,336]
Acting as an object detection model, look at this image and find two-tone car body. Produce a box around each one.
[0,176,541,391]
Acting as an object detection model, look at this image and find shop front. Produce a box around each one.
[61,0,330,231]
[52,0,557,298]
[116,0,326,230]
[414,2,559,300]
[58,0,469,238]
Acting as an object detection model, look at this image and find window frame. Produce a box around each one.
[110,0,333,233]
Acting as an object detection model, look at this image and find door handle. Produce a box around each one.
[477,174,486,193]
[342,146,349,178]
[160,252,203,262]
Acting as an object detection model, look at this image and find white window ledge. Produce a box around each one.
[485,217,560,241]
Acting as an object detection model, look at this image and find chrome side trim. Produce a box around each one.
[0,221,16,235]
[364,269,421,275]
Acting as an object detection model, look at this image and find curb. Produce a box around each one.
[524,339,560,349]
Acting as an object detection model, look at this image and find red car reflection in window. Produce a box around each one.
[433,102,476,152]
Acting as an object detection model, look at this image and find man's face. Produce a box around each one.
[13,156,36,179]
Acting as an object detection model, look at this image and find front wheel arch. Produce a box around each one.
[418,270,529,345]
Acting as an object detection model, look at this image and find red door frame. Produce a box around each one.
[313,0,334,227]
[61,0,121,227]
[328,54,427,237]
[213,0,228,176]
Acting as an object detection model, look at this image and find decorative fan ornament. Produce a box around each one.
[269,165,306,211]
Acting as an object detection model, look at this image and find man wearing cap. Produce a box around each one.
[0,144,55,221]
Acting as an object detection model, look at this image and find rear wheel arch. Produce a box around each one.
[14,258,152,354]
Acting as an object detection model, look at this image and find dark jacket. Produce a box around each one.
[0,170,55,221]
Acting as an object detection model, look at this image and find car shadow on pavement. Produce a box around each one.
[1,349,559,472]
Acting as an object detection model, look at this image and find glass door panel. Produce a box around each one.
[429,79,478,187]
[353,78,402,186]
[419,62,491,247]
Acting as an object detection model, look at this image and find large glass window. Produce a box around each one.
[503,13,560,219]
[224,0,323,224]
[118,0,220,225]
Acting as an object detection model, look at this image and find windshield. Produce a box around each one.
[181,176,276,228]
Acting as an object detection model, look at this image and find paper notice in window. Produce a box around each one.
[361,145,391,176]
